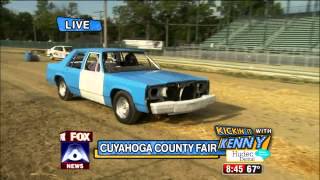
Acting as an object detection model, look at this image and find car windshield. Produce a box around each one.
[102,51,159,73]
[64,47,73,52]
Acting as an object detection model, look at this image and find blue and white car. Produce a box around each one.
[46,48,215,124]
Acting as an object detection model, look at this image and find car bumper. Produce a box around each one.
[150,95,215,115]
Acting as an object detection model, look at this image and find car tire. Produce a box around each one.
[49,54,54,60]
[57,78,73,101]
[112,91,142,124]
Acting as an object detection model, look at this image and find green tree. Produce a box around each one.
[121,0,155,40]
[219,0,283,19]
[0,0,34,40]
[153,1,184,44]
[174,1,216,44]
[35,0,52,40]
[113,5,132,41]
[16,12,34,40]
[65,2,79,17]
[64,2,79,42]
[0,0,9,8]
[50,7,66,42]
[0,0,14,39]
[113,1,217,46]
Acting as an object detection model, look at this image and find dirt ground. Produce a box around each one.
[0,51,319,180]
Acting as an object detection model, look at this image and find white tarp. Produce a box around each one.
[123,40,163,50]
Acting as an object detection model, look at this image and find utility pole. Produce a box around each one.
[306,0,311,13]
[226,4,231,45]
[195,1,199,43]
[103,0,108,48]
[117,7,122,42]
[65,13,69,43]
[309,0,317,50]
[263,0,269,48]
[66,30,69,43]
[65,11,69,43]
[249,1,253,30]
[165,18,169,47]
[33,17,37,41]
[94,11,104,45]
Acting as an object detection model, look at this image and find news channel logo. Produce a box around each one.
[60,131,93,169]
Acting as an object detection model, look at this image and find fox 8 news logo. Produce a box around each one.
[60,131,93,169]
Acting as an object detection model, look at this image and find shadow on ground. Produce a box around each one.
[140,101,245,125]
[65,97,245,125]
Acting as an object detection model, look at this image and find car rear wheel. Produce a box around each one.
[57,78,72,100]
[112,91,142,124]
[49,54,54,60]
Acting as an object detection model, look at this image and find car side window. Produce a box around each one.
[102,52,114,72]
[54,47,63,51]
[68,52,85,69]
[85,53,100,72]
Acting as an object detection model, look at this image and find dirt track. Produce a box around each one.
[1,52,319,180]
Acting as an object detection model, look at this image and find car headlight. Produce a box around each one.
[196,81,209,94]
[159,87,168,97]
[150,88,158,97]
[148,86,168,99]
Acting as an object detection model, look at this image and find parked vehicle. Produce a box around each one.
[46,48,215,124]
[47,46,73,60]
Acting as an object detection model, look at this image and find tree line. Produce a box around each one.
[0,0,283,46]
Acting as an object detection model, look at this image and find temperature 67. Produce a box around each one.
[246,164,262,174]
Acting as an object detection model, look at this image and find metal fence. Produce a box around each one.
[1,40,319,67]
[163,46,319,67]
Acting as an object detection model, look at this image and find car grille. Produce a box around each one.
[181,84,195,100]
[165,81,208,101]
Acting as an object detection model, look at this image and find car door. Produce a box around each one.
[54,46,63,58]
[79,52,105,104]
[49,46,55,56]
[64,51,86,96]
[62,47,69,58]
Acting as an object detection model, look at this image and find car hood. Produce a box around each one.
[109,70,207,86]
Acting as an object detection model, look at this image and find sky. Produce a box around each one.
[4,0,125,18]
[4,0,319,18]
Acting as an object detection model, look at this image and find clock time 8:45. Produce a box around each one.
[223,164,263,175]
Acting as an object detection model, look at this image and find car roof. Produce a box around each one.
[75,48,144,53]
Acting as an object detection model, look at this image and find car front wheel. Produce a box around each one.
[57,79,72,100]
[112,91,142,124]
